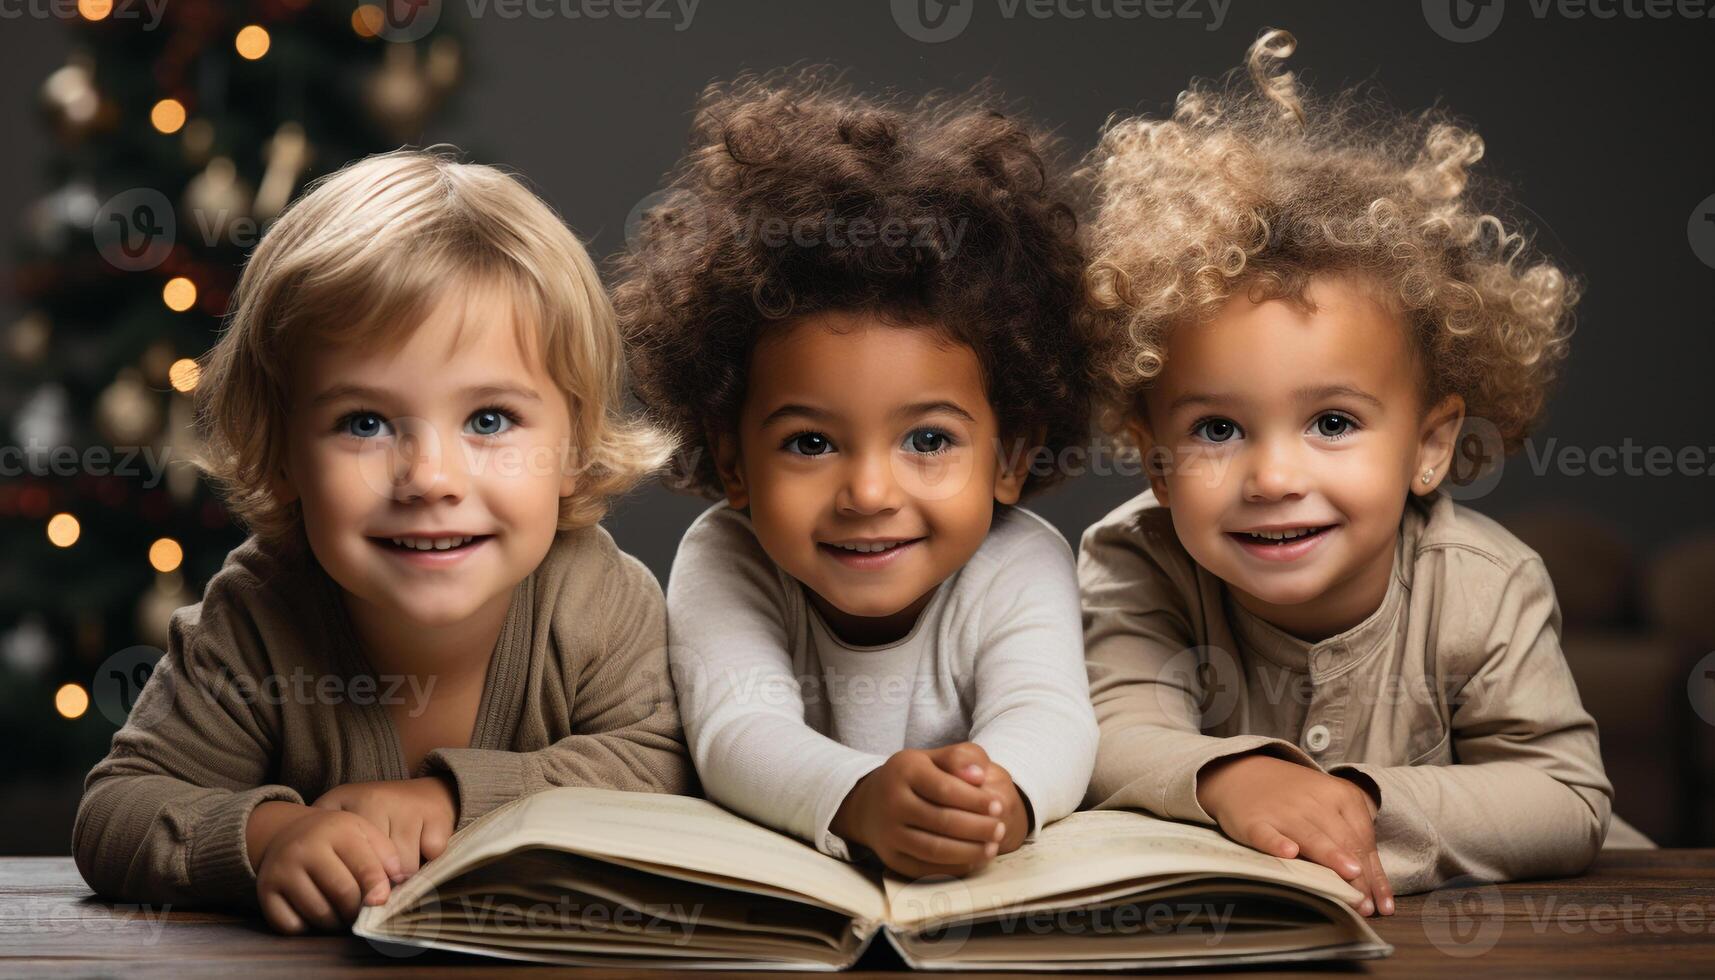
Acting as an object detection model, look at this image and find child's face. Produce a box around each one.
[1137,276,1463,639]
[715,311,1029,637]
[278,286,576,634]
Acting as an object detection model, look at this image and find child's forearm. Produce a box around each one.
[1329,758,1609,895]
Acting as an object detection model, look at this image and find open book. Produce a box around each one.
[354,787,1391,970]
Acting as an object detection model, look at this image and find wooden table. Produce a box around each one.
[2,851,1712,977]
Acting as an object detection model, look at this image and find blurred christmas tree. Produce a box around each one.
[1,0,463,780]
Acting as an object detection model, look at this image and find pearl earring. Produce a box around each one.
[1420,468,1434,485]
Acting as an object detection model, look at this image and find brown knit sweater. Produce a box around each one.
[74,523,692,908]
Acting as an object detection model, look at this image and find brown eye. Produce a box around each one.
[1194,418,1238,443]
[905,429,950,454]
[786,432,831,456]
[1314,413,1355,438]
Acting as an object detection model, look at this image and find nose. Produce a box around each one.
[1242,435,1308,502]
[391,420,466,504]
[835,447,902,516]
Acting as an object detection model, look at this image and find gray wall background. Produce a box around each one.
[5,0,1712,581]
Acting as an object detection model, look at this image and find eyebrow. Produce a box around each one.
[759,400,979,428]
[1165,384,1385,416]
[309,382,544,408]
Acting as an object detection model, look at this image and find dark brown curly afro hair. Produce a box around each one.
[612,69,1097,500]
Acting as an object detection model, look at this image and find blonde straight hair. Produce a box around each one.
[194,146,673,547]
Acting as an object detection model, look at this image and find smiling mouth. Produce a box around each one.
[822,538,923,554]
[1228,525,1334,545]
[371,534,493,553]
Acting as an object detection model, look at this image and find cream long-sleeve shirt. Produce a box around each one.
[667,502,1099,861]
[1079,489,1612,895]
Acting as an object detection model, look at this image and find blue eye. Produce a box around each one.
[467,407,516,436]
[1192,417,1240,443]
[1313,413,1357,439]
[341,411,391,439]
[904,429,953,455]
[783,432,832,456]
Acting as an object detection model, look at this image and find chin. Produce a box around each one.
[1233,574,1331,609]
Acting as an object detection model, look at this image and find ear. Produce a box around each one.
[1412,393,1466,496]
[1126,416,1171,508]
[992,426,1044,507]
[269,457,300,507]
[711,429,749,510]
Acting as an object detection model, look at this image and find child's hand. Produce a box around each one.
[931,742,1029,855]
[830,747,1006,879]
[252,804,403,934]
[1195,754,1394,917]
[310,776,458,878]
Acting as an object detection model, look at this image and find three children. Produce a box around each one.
[75,29,1610,931]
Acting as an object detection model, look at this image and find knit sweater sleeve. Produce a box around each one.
[73,545,303,909]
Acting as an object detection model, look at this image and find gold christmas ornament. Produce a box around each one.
[96,367,162,447]
[254,122,312,223]
[7,312,51,365]
[183,156,254,244]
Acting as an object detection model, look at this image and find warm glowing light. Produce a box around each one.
[162,277,197,312]
[150,98,187,134]
[77,0,112,21]
[47,513,80,548]
[149,537,184,574]
[56,684,90,719]
[168,357,201,392]
[352,4,382,37]
[235,25,271,60]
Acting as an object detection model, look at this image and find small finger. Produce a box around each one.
[305,851,365,924]
[281,871,341,932]
[1244,822,1300,860]
[357,817,406,882]
[904,796,1004,844]
[1287,824,1364,881]
[332,833,393,907]
[908,762,1002,817]
[896,826,999,869]
[420,819,452,863]
[260,889,305,935]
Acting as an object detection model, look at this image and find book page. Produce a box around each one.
[370,787,887,926]
[884,810,1362,929]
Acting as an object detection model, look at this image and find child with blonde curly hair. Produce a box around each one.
[75,148,691,933]
[1077,30,1611,916]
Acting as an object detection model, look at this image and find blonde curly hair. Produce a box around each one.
[1083,28,1577,455]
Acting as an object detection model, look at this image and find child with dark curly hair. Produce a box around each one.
[1078,30,1613,916]
[615,71,1100,880]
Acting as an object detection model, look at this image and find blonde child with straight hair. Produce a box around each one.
[75,148,691,934]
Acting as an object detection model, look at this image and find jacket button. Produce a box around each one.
[1304,723,1331,753]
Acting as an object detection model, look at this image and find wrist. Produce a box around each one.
[245,800,310,869]
[829,775,872,849]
